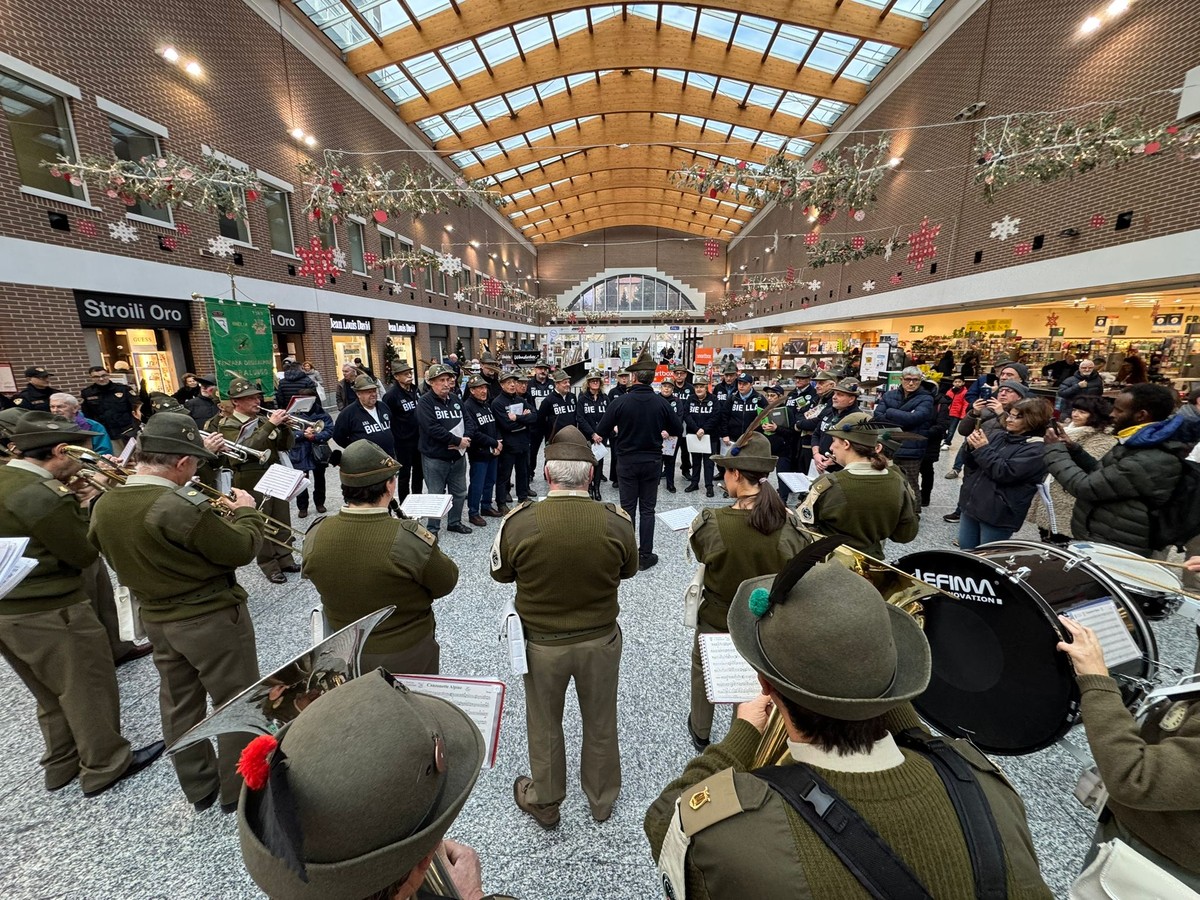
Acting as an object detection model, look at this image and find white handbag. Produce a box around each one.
[114,584,145,643]
[1070,839,1200,900]
[682,563,705,629]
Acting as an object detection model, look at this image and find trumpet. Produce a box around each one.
[63,446,132,493]
[284,414,320,431]
[201,431,271,464]
[186,478,302,557]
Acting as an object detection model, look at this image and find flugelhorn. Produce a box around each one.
[185,477,302,556]
[200,431,271,464]
[62,446,132,493]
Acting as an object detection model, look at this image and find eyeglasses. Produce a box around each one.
[1007,411,1025,420]
[901,377,921,383]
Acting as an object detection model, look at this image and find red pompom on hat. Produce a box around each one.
[238,734,278,790]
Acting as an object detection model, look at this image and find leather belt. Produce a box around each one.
[525,623,612,643]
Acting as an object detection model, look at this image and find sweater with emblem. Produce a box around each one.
[802,463,918,558]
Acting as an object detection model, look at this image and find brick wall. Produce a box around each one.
[0,282,90,384]
[719,0,1200,318]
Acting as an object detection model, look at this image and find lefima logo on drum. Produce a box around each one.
[911,570,1003,604]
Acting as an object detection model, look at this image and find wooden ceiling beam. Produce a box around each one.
[506,169,743,213]
[533,216,728,243]
[396,17,865,120]
[525,199,736,232]
[433,70,825,154]
[346,0,923,75]
[482,145,717,193]
[508,185,749,224]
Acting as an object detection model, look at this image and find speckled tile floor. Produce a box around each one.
[1,438,1195,899]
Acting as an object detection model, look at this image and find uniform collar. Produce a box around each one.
[788,733,904,772]
[6,459,53,479]
[125,474,181,488]
[844,461,887,475]
[341,506,390,515]
[546,490,589,498]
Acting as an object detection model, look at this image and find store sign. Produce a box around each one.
[511,351,539,364]
[330,315,372,333]
[74,290,192,330]
[909,324,925,333]
[271,308,306,333]
[1093,315,1110,333]
[388,320,417,335]
[964,319,1011,333]
[1151,313,1184,332]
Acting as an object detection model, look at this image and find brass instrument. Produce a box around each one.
[284,414,320,431]
[200,430,271,464]
[185,477,302,557]
[63,446,132,493]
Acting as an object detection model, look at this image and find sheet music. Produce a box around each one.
[253,464,309,501]
[686,433,713,455]
[397,675,507,769]
[591,443,608,461]
[450,421,466,456]
[662,436,678,456]
[657,506,699,532]
[507,403,524,418]
[698,632,762,704]
[399,493,453,519]
[0,556,37,600]
[286,396,317,416]
[1063,598,1143,668]
[778,471,811,493]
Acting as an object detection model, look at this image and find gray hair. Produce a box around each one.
[544,459,593,489]
[900,366,922,378]
[50,392,80,409]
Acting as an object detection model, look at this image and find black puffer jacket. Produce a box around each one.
[961,431,1047,530]
[275,367,315,411]
[1045,417,1189,553]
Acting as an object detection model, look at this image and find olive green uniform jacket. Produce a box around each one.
[645,708,1052,899]
[799,462,919,559]
[203,412,295,493]
[302,508,459,654]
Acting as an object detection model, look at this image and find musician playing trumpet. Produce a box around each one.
[88,412,264,814]
[205,377,297,584]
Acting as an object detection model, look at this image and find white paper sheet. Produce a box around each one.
[1063,598,1144,668]
[397,675,507,769]
[399,493,453,519]
[450,420,466,456]
[662,436,678,456]
[507,403,524,418]
[657,506,699,532]
[778,471,811,493]
[698,632,762,704]
[253,464,310,501]
[686,434,713,455]
[286,396,317,416]
[591,443,608,461]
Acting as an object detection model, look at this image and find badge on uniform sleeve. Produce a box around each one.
[1160,701,1188,732]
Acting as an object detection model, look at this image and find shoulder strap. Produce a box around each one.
[754,764,931,900]
[895,729,1007,900]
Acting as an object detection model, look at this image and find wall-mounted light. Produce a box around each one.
[159,46,203,79]
[1080,15,1102,33]
[444,224,454,232]
[888,157,903,168]
[469,239,480,248]
[290,127,318,148]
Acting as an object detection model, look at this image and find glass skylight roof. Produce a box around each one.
[291,0,944,239]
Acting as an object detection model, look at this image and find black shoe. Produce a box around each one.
[447,524,473,535]
[639,553,659,571]
[526,488,539,498]
[83,740,165,797]
[687,715,711,754]
[221,801,238,815]
[267,572,287,584]
[496,504,511,516]
[281,564,301,573]
[705,486,714,498]
[943,511,961,523]
[193,787,219,812]
[115,643,154,666]
[316,505,327,513]
[297,508,309,519]
[666,484,676,493]
[922,498,931,508]
[684,484,699,493]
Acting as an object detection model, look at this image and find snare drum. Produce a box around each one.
[1068,541,1184,621]
[895,540,1157,755]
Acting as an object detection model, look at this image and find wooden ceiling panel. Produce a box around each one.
[533,216,729,243]
[480,146,716,193]
[346,1,923,75]
[525,199,736,231]
[509,187,748,226]
[507,169,724,213]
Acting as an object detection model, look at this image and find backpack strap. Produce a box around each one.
[895,729,1008,900]
[753,765,931,900]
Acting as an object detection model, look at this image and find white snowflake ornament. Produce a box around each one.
[806,280,822,292]
[207,235,236,257]
[108,221,140,244]
[862,280,876,292]
[436,252,463,275]
[331,247,348,271]
[883,239,896,261]
[990,215,1021,241]
[453,291,466,303]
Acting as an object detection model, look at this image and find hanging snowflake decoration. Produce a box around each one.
[785,265,796,285]
[1013,241,1033,257]
[1045,313,1059,328]
[862,279,876,292]
[160,235,178,251]
[436,252,463,275]
[883,238,897,261]
[703,239,720,260]
[295,237,337,286]
[806,279,822,292]
[989,215,1021,241]
[77,220,97,237]
[108,221,139,243]
[207,235,236,257]
[1090,214,1107,229]
[853,209,866,222]
[330,247,348,271]
[889,273,903,286]
[453,290,466,304]
[905,217,941,270]
[363,251,379,271]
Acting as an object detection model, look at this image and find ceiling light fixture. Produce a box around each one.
[290,127,305,140]
[161,46,180,63]
[469,240,480,248]
[1106,0,1129,14]
[159,46,203,79]
[184,61,204,78]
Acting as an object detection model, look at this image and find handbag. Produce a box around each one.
[682,563,705,628]
[311,442,333,465]
[1070,839,1200,899]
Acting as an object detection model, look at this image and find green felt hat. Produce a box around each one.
[728,538,931,720]
[351,375,378,392]
[795,366,815,379]
[627,351,658,373]
[721,362,739,375]
[479,352,500,368]
[338,439,399,487]
[466,375,488,390]
[832,377,861,396]
[424,364,455,382]
[544,425,594,463]
[391,360,413,375]
[149,392,184,414]
[550,369,570,383]
[712,431,776,474]
[586,369,604,381]
[533,358,551,369]
[0,407,34,437]
[195,373,217,387]
[7,410,97,451]
[693,375,710,386]
[138,412,218,461]
[239,669,484,900]
[227,378,263,399]
[499,370,520,384]
[814,370,837,382]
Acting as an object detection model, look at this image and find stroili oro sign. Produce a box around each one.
[74,290,192,329]
[204,298,276,400]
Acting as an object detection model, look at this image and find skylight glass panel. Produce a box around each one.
[443,43,487,81]
[657,5,698,30]
[685,72,718,92]
[854,0,945,21]
[654,69,687,84]
[714,78,751,102]
[806,33,859,74]
[695,9,736,43]
[472,96,510,122]
[499,134,529,152]
[549,9,590,40]
[771,24,819,62]
[778,92,816,119]
[506,86,539,109]
[477,29,519,67]
[396,0,452,22]
[405,52,454,92]
[785,138,814,156]
[490,168,518,183]
[756,133,785,150]
[416,117,454,141]
[516,161,541,175]
[294,0,371,52]
[730,125,761,143]
[360,0,417,38]
[730,15,776,54]
[369,65,421,103]
[810,99,849,126]
[448,151,474,168]
[474,144,504,162]
[512,18,554,55]
[842,42,899,83]
[522,126,553,145]
[746,86,782,108]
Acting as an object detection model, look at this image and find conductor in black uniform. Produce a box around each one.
[595,350,682,570]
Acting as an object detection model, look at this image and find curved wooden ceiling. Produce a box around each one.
[294,0,945,243]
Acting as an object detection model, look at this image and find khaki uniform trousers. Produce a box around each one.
[689,619,724,741]
[360,632,440,676]
[0,602,132,792]
[82,558,139,661]
[522,624,622,818]
[254,495,296,577]
[142,603,260,806]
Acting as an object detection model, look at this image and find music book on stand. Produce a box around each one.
[400,493,453,520]
[0,537,36,601]
[253,464,311,501]
[698,632,762,704]
[397,675,506,769]
[657,506,699,532]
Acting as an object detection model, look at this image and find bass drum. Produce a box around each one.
[895,541,1157,755]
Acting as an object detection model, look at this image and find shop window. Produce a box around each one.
[262,188,295,254]
[1,71,86,202]
[424,261,436,293]
[380,233,396,281]
[108,118,171,223]
[348,219,367,274]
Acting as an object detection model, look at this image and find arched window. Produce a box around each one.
[567,274,697,314]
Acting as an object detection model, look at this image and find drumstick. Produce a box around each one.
[1083,548,1194,571]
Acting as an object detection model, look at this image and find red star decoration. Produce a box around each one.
[804,231,820,246]
[1090,214,1106,229]
[851,236,866,251]
[889,273,903,286]
[77,220,97,237]
[363,251,379,270]
[484,277,503,300]
[1013,241,1032,257]
[176,223,191,236]
[295,236,337,286]
[906,217,941,270]
[703,239,720,260]
[1046,313,1059,327]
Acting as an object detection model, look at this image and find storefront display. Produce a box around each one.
[271,308,307,367]
[387,320,416,369]
[330,314,373,372]
[74,289,192,395]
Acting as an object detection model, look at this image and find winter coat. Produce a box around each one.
[947,386,969,419]
[79,380,137,437]
[1027,425,1116,537]
[275,368,316,412]
[872,386,934,461]
[1044,417,1190,553]
[1056,371,1104,403]
[463,395,501,463]
[961,430,1047,531]
[924,391,953,462]
[1116,355,1148,384]
[287,402,333,471]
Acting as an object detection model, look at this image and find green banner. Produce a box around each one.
[204,298,275,400]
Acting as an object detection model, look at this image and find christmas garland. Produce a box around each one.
[377,248,440,272]
[974,110,1200,201]
[297,152,504,222]
[806,236,907,268]
[42,152,263,217]
[671,135,892,215]
[743,275,796,294]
